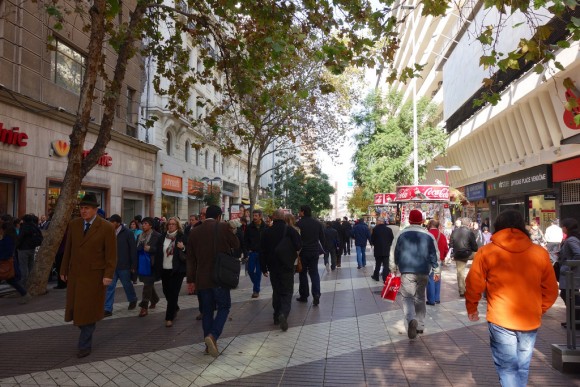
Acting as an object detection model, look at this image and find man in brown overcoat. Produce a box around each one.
[60,193,117,358]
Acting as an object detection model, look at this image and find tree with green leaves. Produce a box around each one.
[281,166,335,217]
[346,186,374,218]
[352,89,447,193]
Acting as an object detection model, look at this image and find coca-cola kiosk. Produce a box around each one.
[395,185,452,232]
[368,193,399,224]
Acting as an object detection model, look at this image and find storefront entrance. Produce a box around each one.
[0,177,18,217]
[528,194,556,232]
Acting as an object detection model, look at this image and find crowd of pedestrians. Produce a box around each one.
[0,201,576,385]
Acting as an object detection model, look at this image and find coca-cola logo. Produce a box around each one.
[396,188,413,200]
[424,187,449,199]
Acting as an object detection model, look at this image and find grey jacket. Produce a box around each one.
[558,235,580,290]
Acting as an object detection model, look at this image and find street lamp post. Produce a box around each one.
[434,165,461,186]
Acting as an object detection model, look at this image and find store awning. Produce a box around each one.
[188,195,203,201]
[162,191,182,198]
[241,198,250,205]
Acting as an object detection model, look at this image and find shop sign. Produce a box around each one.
[395,185,450,201]
[51,140,70,157]
[465,182,486,201]
[553,157,580,182]
[544,194,556,200]
[162,173,182,192]
[487,165,551,196]
[374,193,384,205]
[509,165,551,194]
[374,193,398,204]
[82,150,112,167]
[0,123,28,147]
[188,179,204,196]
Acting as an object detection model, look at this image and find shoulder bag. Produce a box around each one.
[212,222,241,289]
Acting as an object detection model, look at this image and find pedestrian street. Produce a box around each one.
[0,251,578,386]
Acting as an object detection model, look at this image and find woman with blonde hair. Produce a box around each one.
[155,216,187,327]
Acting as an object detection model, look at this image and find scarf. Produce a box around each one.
[165,230,177,257]
[137,230,152,250]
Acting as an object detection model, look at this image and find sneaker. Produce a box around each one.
[204,334,219,358]
[251,292,259,298]
[408,319,418,339]
[325,263,330,272]
[279,314,288,332]
[104,310,113,317]
[128,301,137,310]
[313,295,320,306]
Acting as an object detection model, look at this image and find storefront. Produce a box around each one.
[161,173,182,218]
[187,179,204,216]
[0,105,158,220]
[486,165,554,231]
[553,157,580,221]
[465,182,489,226]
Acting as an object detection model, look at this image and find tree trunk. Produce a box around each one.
[27,1,146,296]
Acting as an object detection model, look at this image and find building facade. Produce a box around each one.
[0,0,157,220]
[390,0,580,230]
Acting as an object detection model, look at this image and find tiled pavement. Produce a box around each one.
[1,249,579,386]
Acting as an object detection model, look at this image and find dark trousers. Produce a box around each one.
[298,252,320,298]
[373,255,390,281]
[343,240,351,255]
[270,270,294,319]
[198,287,231,340]
[139,277,160,309]
[161,269,185,321]
[78,323,96,350]
[6,278,27,296]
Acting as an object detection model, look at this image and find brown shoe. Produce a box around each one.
[251,292,259,298]
[150,302,157,309]
[165,320,173,328]
[204,334,219,358]
[196,313,203,320]
[139,308,148,317]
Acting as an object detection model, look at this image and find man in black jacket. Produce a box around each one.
[449,218,478,297]
[332,219,345,267]
[296,205,326,305]
[370,218,394,282]
[244,209,267,298]
[341,217,352,255]
[104,214,138,316]
[324,222,339,271]
[260,209,302,331]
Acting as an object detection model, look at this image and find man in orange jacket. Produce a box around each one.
[465,210,558,387]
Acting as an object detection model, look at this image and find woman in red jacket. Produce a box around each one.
[426,219,449,305]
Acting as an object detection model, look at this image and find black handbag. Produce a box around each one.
[212,222,241,289]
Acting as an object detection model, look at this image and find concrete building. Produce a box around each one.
[390,0,580,228]
[0,0,157,220]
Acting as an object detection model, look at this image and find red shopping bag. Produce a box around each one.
[381,273,401,302]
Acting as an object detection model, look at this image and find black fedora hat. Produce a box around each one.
[79,193,100,207]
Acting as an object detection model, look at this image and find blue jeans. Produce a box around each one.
[488,322,537,387]
[248,251,261,293]
[105,269,138,312]
[298,252,321,298]
[426,271,441,304]
[355,245,366,268]
[198,287,231,340]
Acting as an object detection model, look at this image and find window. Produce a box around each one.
[51,39,86,94]
[205,152,209,169]
[213,154,218,172]
[185,140,191,162]
[195,148,200,166]
[222,157,226,175]
[127,87,136,123]
[166,133,172,156]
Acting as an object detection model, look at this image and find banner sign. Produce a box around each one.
[162,173,182,192]
[465,182,486,201]
[487,165,551,196]
[395,185,450,201]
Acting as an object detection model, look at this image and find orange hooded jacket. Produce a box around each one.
[465,227,558,331]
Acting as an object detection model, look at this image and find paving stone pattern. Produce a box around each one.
[0,249,579,386]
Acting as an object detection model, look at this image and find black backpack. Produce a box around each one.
[31,226,43,247]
